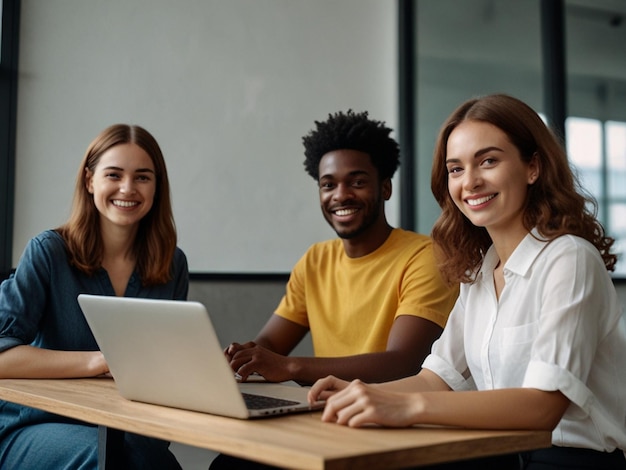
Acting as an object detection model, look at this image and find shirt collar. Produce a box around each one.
[478,228,549,280]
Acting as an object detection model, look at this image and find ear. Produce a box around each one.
[382,178,392,200]
[85,167,94,194]
[527,153,540,185]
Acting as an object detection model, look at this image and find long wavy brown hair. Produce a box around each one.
[431,94,616,284]
[56,124,177,285]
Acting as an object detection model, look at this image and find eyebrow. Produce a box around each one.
[102,165,155,174]
[445,146,504,164]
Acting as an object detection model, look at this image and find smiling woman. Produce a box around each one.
[84,142,158,296]
[60,125,179,286]
[306,94,626,470]
[86,143,156,236]
[444,120,540,255]
[0,124,189,469]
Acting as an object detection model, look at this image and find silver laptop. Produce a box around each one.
[77,294,324,419]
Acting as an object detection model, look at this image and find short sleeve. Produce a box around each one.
[522,237,619,410]
[395,240,459,328]
[274,253,309,327]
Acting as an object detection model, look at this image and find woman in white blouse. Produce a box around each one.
[308,94,626,469]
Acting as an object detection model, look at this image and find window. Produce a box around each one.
[606,121,626,275]
[566,0,626,276]
[414,0,543,232]
[567,118,626,275]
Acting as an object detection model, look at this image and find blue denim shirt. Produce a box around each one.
[0,230,189,437]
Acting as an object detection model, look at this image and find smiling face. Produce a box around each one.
[85,142,157,232]
[318,149,391,242]
[445,120,538,239]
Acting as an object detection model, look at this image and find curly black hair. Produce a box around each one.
[301,110,400,181]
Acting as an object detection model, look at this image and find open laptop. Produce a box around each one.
[77,294,324,419]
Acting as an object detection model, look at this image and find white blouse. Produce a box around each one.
[423,230,626,452]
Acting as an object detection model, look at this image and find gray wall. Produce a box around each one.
[14,0,399,274]
[187,278,312,355]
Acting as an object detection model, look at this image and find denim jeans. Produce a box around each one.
[0,422,182,470]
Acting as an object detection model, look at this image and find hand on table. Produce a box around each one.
[224,341,293,383]
[309,375,421,428]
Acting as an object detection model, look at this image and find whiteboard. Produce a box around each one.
[14,0,399,273]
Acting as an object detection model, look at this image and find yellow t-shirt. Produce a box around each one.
[275,229,458,357]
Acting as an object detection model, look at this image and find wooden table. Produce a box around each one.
[0,378,551,469]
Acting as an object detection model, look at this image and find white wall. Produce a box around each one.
[14,0,398,273]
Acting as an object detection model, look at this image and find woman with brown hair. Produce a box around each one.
[309,95,626,469]
[0,124,187,468]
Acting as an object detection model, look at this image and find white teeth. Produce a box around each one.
[467,195,495,206]
[113,200,139,208]
[335,209,358,216]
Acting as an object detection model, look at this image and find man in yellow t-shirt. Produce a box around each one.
[225,110,458,385]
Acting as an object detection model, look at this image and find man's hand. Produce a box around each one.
[225,341,295,383]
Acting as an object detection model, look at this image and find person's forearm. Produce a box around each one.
[376,368,450,393]
[0,345,107,379]
[414,388,567,430]
[286,351,422,384]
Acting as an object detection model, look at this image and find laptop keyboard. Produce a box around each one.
[242,392,300,410]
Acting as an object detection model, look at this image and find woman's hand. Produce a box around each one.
[0,346,111,379]
[88,351,110,377]
[307,374,350,404]
[318,379,423,428]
